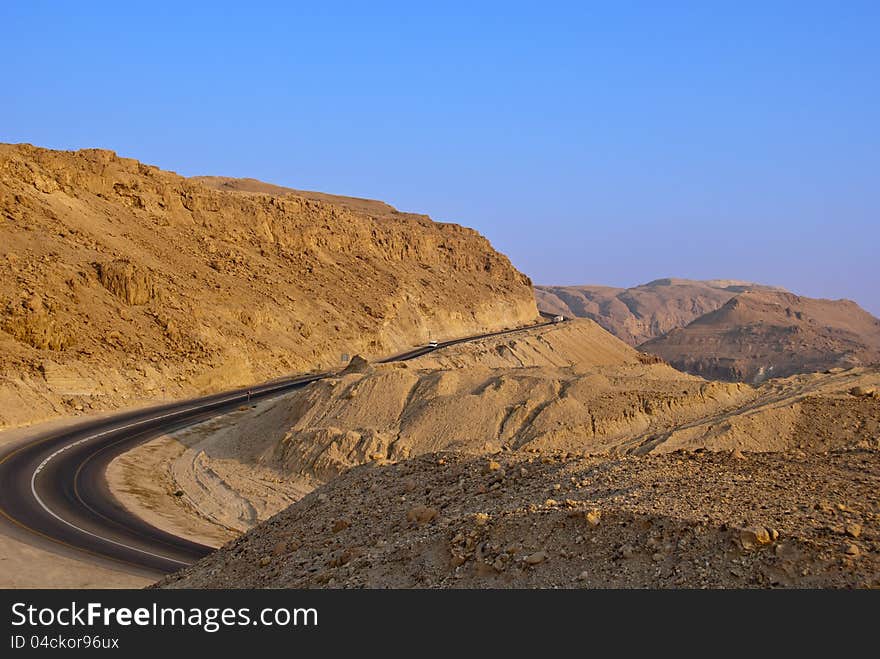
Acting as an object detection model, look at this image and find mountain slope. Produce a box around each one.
[0,143,538,429]
[640,290,880,382]
[535,278,783,345]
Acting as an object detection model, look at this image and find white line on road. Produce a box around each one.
[27,387,286,566]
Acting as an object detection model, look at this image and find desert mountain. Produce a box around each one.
[535,278,783,345]
[0,144,537,429]
[641,290,880,382]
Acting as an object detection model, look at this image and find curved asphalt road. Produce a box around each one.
[0,322,554,578]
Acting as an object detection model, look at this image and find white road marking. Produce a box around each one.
[27,384,298,566]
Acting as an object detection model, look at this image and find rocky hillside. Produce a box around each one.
[0,143,537,429]
[535,278,782,345]
[641,291,880,382]
[157,447,880,589]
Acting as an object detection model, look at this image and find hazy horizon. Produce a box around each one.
[2,2,877,314]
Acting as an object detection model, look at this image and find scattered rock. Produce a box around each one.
[524,551,548,565]
[484,460,502,473]
[739,526,772,550]
[845,524,862,539]
[406,505,439,525]
[850,386,877,398]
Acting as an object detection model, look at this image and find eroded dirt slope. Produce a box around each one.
[0,144,537,429]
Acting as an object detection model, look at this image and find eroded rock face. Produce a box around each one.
[2,310,68,351]
[0,143,538,429]
[95,260,158,306]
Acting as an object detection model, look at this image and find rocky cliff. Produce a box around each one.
[0,144,537,429]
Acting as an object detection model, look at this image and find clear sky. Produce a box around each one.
[2,2,878,314]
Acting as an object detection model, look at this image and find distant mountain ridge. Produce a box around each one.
[641,290,880,382]
[535,278,783,346]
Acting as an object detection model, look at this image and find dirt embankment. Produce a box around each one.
[0,143,537,430]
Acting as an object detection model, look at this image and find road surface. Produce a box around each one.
[0,321,553,578]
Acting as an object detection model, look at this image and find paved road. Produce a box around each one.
[0,322,554,577]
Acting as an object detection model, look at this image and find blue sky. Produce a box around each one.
[2,2,878,313]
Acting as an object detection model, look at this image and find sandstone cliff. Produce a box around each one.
[0,144,537,429]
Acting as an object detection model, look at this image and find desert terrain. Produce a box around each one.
[157,448,879,589]
[100,320,879,588]
[0,144,536,431]
[2,144,878,590]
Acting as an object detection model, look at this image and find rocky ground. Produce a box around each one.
[0,143,536,430]
[157,448,880,589]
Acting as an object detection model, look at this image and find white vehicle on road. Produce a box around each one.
[427,340,439,348]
